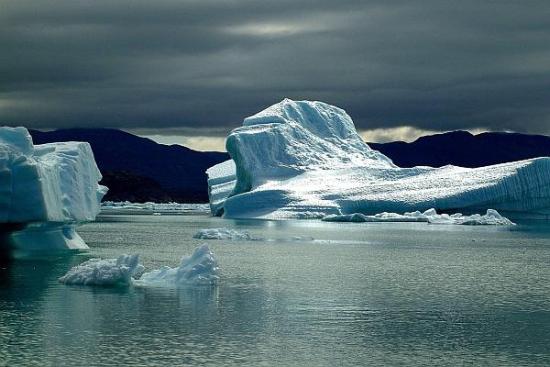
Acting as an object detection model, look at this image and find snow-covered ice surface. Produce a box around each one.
[59,254,144,286]
[134,244,219,288]
[207,99,550,220]
[0,127,106,250]
[323,208,515,225]
[101,201,210,215]
[193,228,260,241]
[59,244,219,288]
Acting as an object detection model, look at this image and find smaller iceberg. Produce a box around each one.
[101,201,210,215]
[135,244,219,287]
[193,228,259,241]
[59,245,220,288]
[59,254,143,286]
[323,208,515,225]
[427,209,515,225]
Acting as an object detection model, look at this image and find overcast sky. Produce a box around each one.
[1,0,549,150]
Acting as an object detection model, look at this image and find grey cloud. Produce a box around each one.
[1,0,549,135]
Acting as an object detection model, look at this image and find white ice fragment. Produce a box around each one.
[135,244,219,287]
[323,213,371,222]
[322,208,515,225]
[427,209,516,225]
[323,209,435,222]
[294,211,326,219]
[59,245,220,288]
[101,201,210,215]
[59,254,144,286]
[193,228,259,241]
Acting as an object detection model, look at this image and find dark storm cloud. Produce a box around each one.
[1,0,549,134]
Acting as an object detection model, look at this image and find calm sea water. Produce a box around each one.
[1,214,550,366]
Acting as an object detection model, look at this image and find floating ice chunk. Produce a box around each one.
[193,228,259,241]
[59,254,144,286]
[101,201,210,215]
[427,209,515,225]
[59,245,220,288]
[207,99,550,220]
[323,208,514,225]
[323,213,371,222]
[135,244,219,287]
[323,209,435,222]
[294,211,326,219]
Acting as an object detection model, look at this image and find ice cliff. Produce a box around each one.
[0,127,106,250]
[207,99,550,220]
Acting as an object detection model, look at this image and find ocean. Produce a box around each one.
[2,214,550,366]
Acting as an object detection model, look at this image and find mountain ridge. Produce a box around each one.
[29,128,229,203]
[368,130,550,168]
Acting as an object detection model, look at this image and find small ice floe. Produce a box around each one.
[100,201,210,215]
[322,209,435,223]
[59,245,220,288]
[193,228,260,241]
[294,211,326,220]
[323,213,376,223]
[134,244,219,287]
[322,208,515,225]
[427,209,515,225]
[59,254,144,286]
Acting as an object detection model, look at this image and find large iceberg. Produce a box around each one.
[207,99,550,220]
[0,127,106,250]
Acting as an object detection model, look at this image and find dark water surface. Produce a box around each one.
[1,215,550,366]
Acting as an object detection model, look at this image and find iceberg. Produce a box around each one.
[101,201,210,215]
[60,245,219,288]
[0,127,106,250]
[135,244,219,287]
[193,228,259,241]
[207,99,550,220]
[59,254,144,286]
[426,209,516,225]
[323,208,515,225]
